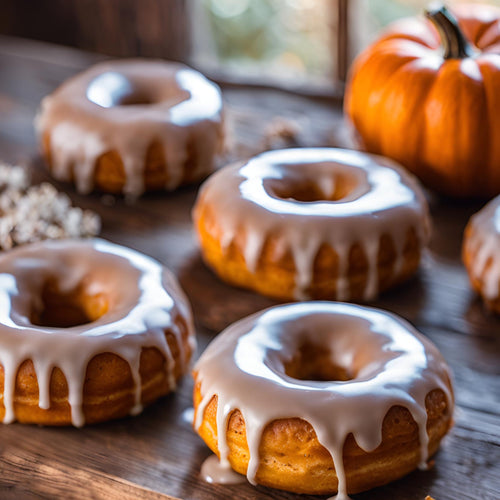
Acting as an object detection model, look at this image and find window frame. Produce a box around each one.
[188,0,349,100]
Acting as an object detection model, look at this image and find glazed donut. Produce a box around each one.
[193,148,431,301]
[0,239,195,426]
[36,60,224,196]
[193,302,454,498]
[463,195,500,312]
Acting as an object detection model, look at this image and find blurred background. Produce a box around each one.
[1,0,499,96]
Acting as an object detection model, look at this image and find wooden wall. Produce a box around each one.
[0,0,190,62]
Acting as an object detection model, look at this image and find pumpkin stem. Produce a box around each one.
[425,3,473,59]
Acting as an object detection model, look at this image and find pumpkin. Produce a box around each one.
[344,3,500,198]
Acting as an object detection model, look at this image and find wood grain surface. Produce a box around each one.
[0,36,498,500]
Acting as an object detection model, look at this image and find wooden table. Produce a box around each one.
[0,36,498,500]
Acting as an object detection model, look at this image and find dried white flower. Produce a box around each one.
[0,164,100,250]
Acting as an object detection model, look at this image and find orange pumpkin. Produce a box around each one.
[345,3,500,198]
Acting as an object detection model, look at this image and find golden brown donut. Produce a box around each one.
[193,148,431,302]
[193,302,454,497]
[36,60,225,196]
[0,239,195,426]
[463,195,500,313]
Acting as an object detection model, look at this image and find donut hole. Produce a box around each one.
[114,91,154,106]
[266,171,362,203]
[284,343,354,382]
[31,279,109,328]
[87,72,154,107]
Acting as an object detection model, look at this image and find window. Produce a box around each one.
[190,0,344,95]
[189,0,500,96]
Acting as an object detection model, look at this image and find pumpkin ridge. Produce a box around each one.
[380,57,439,179]
[424,59,487,195]
[476,59,499,189]
[453,3,500,48]
[361,60,414,154]
[345,50,418,152]
[476,19,500,50]
[412,63,441,188]
[458,59,489,195]
[374,38,436,59]
[377,18,439,49]
[474,19,499,48]
[370,57,421,154]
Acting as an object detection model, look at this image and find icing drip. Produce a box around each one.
[194,302,453,499]
[180,406,195,426]
[0,239,195,426]
[35,60,224,196]
[465,196,500,299]
[193,148,431,300]
[200,455,246,485]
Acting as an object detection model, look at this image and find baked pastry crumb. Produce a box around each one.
[0,163,100,249]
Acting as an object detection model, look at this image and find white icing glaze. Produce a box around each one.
[0,238,195,426]
[464,196,500,299]
[35,60,225,196]
[194,302,453,499]
[193,148,431,300]
[200,455,246,485]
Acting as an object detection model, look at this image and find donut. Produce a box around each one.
[193,148,431,301]
[463,195,500,312]
[36,60,225,196]
[0,239,195,426]
[193,302,454,498]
